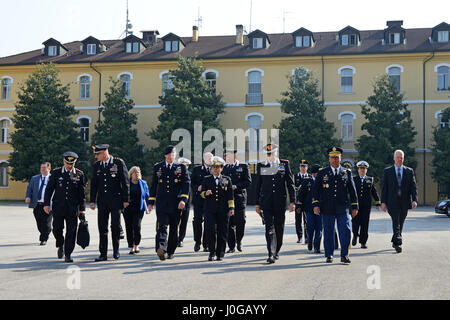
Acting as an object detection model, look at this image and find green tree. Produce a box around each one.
[91,78,145,173]
[9,63,87,182]
[431,107,450,193]
[356,74,417,182]
[146,55,226,167]
[277,67,341,169]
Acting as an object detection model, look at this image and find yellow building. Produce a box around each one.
[1,21,450,204]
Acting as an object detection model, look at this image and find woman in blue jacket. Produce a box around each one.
[124,166,150,254]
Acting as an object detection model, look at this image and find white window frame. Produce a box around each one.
[341,34,349,46]
[172,41,179,52]
[119,74,131,97]
[165,41,171,52]
[0,161,8,187]
[133,42,139,53]
[126,42,132,53]
[388,66,402,91]
[437,66,450,91]
[77,117,91,143]
[253,38,263,49]
[390,33,401,44]
[295,36,303,47]
[79,76,91,99]
[247,71,262,104]
[303,36,310,47]
[338,112,356,142]
[1,77,12,101]
[246,113,264,161]
[0,118,11,144]
[87,44,96,55]
[48,46,57,56]
[438,30,449,43]
[161,72,174,97]
[349,34,357,45]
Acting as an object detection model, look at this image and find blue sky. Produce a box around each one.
[1,0,449,58]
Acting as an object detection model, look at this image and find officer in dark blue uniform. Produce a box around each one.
[148,146,190,260]
[223,149,251,253]
[44,152,86,263]
[255,144,296,264]
[201,156,235,261]
[90,144,130,261]
[312,147,358,264]
[297,164,322,253]
[294,160,309,244]
[352,160,381,249]
[190,152,212,252]
[177,157,192,248]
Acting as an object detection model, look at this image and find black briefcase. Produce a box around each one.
[76,215,90,249]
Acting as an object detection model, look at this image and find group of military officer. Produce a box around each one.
[42,142,386,265]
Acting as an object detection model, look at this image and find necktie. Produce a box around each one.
[38,177,45,201]
[215,177,219,185]
[397,168,402,186]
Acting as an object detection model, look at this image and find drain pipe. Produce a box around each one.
[422,51,435,205]
[90,62,102,123]
[321,56,325,102]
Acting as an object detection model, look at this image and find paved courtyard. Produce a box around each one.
[0,204,449,300]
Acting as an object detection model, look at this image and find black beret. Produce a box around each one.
[164,145,176,155]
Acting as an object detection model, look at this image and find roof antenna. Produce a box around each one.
[195,6,203,29]
[120,0,133,38]
[249,0,253,33]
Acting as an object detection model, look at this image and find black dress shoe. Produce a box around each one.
[341,256,351,264]
[394,245,402,253]
[361,244,368,249]
[40,241,47,246]
[177,241,184,247]
[352,236,357,246]
[226,249,235,253]
[236,244,242,252]
[208,254,215,261]
[267,256,276,264]
[95,255,107,262]
[194,244,201,252]
[314,249,321,254]
[157,248,166,260]
[216,256,223,261]
[274,254,279,260]
[65,256,73,263]
[307,242,313,251]
[203,247,209,252]
[167,254,174,259]
[297,238,302,244]
[326,257,333,263]
[113,251,120,260]
[57,247,64,259]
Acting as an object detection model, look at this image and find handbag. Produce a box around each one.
[76,214,90,249]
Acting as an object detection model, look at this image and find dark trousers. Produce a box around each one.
[388,208,408,246]
[227,206,246,250]
[205,210,230,257]
[322,213,351,258]
[156,211,181,255]
[52,203,78,256]
[306,211,322,250]
[97,203,121,256]
[178,208,190,243]
[193,201,208,249]
[33,204,52,242]
[352,206,371,245]
[123,206,144,248]
[263,209,286,257]
[295,205,307,241]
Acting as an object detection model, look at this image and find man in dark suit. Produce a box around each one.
[294,160,309,244]
[190,152,212,252]
[352,161,381,249]
[43,152,86,263]
[255,143,296,264]
[26,162,52,245]
[148,145,190,260]
[90,144,130,261]
[223,149,251,253]
[176,157,192,248]
[381,149,418,253]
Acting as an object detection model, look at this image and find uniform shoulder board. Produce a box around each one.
[53,167,62,172]
[280,159,289,163]
[204,174,212,178]
[75,168,83,173]
[114,157,124,163]
[346,168,352,172]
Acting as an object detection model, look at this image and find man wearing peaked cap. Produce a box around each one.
[90,144,130,261]
[255,143,296,264]
[223,149,251,253]
[200,156,235,261]
[176,157,192,248]
[148,145,190,260]
[294,159,309,244]
[43,152,86,263]
[352,161,381,249]
[312,146,358,264]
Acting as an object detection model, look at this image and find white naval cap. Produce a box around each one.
[356,160,369,168]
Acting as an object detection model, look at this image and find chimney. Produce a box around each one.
[141,30,159,44]
[193,26,199,42]
[387,20,403,28]
[236,24,244,45]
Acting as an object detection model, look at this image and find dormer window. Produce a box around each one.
[126,42,140,53]
[389,33,401,44]
[342,35,349,46]
[122,34,146,54]
[292,28,314,48]
[384,21,405,45]
[161,33,185,53]
[342,34,357,46]
[295,36,310,47]
[48,46,57,56]
[338,26,360,46]
[87,44,96,55]
[165,41,179,52]
[438,30,449,42]
[253,38,263,49]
